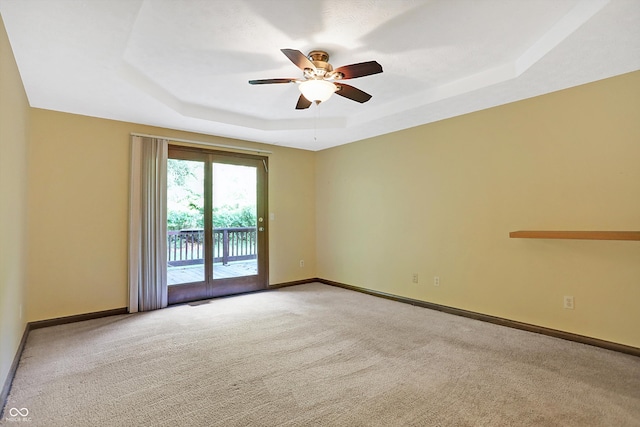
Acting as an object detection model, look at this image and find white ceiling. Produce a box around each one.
[1,0,639,151]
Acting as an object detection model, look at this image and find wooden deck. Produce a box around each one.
[167,260,258,285]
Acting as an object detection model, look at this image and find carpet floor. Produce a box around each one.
[2,283,640,426]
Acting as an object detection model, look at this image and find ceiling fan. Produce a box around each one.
[249,49,383,109]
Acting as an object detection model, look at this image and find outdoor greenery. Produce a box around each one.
[167,159,256,231]
[167,205,256,230]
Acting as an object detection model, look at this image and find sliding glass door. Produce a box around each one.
[166,146,267,304]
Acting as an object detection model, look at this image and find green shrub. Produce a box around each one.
[168,204,256,230]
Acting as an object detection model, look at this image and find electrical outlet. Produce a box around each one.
[412,273,419,283]
[299,259,305,268]
[434,276,440,286]
[563,296,574,310]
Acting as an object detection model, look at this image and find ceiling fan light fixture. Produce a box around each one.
[299,79,336,103]
[250,49,381,110]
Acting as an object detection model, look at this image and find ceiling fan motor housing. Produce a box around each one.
[307,50,333,78]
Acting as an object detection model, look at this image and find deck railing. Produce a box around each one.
[167,227,257,266]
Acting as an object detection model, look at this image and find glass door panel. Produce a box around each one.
[212,162,258,280]
[167,158,205,285]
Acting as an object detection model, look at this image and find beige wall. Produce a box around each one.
[0,15,30,393]
[316,71,640,348]
[26,110,316,322]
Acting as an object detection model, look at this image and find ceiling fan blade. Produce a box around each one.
[295,94,312,110]
[334,61,383,80]
[335,83,372,103]
[281,49,316,71]
[248,78,296,85]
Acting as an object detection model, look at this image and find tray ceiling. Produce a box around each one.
[1,0,638,150]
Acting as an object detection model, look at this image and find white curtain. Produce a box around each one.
[128,136,168,312]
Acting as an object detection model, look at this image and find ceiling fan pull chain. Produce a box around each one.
[314,102,319,142]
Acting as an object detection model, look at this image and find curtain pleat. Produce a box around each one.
[129,136,168,312]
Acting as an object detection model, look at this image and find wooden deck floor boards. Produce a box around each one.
[167,260,257,285]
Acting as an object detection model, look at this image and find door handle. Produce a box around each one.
[259,227,265,232]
